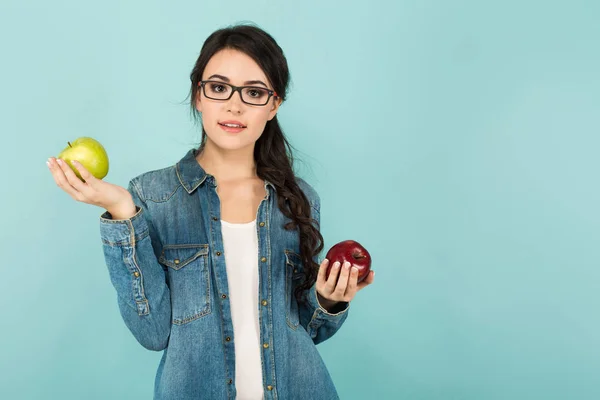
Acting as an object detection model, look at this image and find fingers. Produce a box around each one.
[323,261,341,294]
[48,157,83,200]
[317,258,329,285]
[321,261,356,302]
[344,266,359,298]
[56,158,91,198]
[333,262,352,298]
[357,270,376,291]
[71,160,97,187]
[316,259,375,304]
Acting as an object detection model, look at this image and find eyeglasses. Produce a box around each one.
[198,80,278,106]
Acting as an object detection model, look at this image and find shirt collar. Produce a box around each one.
[176,148,275,194]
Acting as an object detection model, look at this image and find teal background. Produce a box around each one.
[1,0,599,399]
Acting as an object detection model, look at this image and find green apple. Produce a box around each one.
[57,137,109,180]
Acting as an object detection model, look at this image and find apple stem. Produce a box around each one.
[68,142,72,148]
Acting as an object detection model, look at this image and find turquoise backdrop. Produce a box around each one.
[1,0,599,399]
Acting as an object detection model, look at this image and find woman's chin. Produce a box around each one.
[206,136,255,152]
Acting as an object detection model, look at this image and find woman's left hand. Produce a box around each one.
[316,259,375,311]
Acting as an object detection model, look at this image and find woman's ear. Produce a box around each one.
[195,95,203,113]
[267,97,283,121]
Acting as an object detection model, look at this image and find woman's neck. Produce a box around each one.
[196,139,258,183]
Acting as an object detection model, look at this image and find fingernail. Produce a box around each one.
[351,266,358,272]
[46,160,50,168]
[344,262,351,270]
[334,262,340,268]
[57,159,63,166]
[323,259,329,265]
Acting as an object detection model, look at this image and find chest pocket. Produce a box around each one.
[284,250,306,330]
[159,244,211,325]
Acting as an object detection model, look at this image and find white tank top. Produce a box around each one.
[220,219,264,400]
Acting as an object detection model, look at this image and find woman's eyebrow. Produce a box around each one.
[207,74,268,88]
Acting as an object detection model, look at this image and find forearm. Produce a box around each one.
[105,193,138,220]
[298,284,350,345]
[317,292,348,314]
[100,206,172,351]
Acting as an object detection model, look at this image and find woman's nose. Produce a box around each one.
[226,89,245,114]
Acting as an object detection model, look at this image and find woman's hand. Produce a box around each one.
[316,259,375,312]
[47,157,136,219]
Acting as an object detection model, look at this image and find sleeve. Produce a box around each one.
[297,186,350,345]
[99,178,171,351]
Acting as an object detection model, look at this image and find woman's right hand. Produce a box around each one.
[47,157,137,219]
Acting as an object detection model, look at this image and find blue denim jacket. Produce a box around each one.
[99,149,350,400]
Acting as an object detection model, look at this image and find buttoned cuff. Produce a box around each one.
[99,206,147,246]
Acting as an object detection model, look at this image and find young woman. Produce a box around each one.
[47,24,375,400]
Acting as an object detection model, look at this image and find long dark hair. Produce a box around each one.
[188,23,323,301]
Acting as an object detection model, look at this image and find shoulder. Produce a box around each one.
[295,177,320,212]
[129,165,180,202]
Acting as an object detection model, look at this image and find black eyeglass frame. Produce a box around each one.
[198,80,278,106]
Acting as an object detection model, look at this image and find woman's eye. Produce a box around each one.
[247,88,266,98]
[210,84,226,92]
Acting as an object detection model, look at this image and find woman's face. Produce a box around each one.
[195,48,282,152]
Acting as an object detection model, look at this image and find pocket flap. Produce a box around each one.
[159,244,209,270]
[284,250,305,279]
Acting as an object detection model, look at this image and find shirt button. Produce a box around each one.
[228,379,233,384]
[261,300,268,306]
[259,222,265,227]
[174,259,180,265]
[216,251,222,256]
[226,337,231,342]
[133,271,140,277]
[212,216,218,221]
[222,294,227,299]
[267,385,273,391]
[263,342,269,349]
[260,257,267,262]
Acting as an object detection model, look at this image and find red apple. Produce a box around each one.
[325,240,372,283]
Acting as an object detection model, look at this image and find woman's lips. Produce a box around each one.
[218,120,247,133]
[218,123,246,133]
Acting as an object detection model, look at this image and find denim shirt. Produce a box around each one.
[99,148,350,400]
